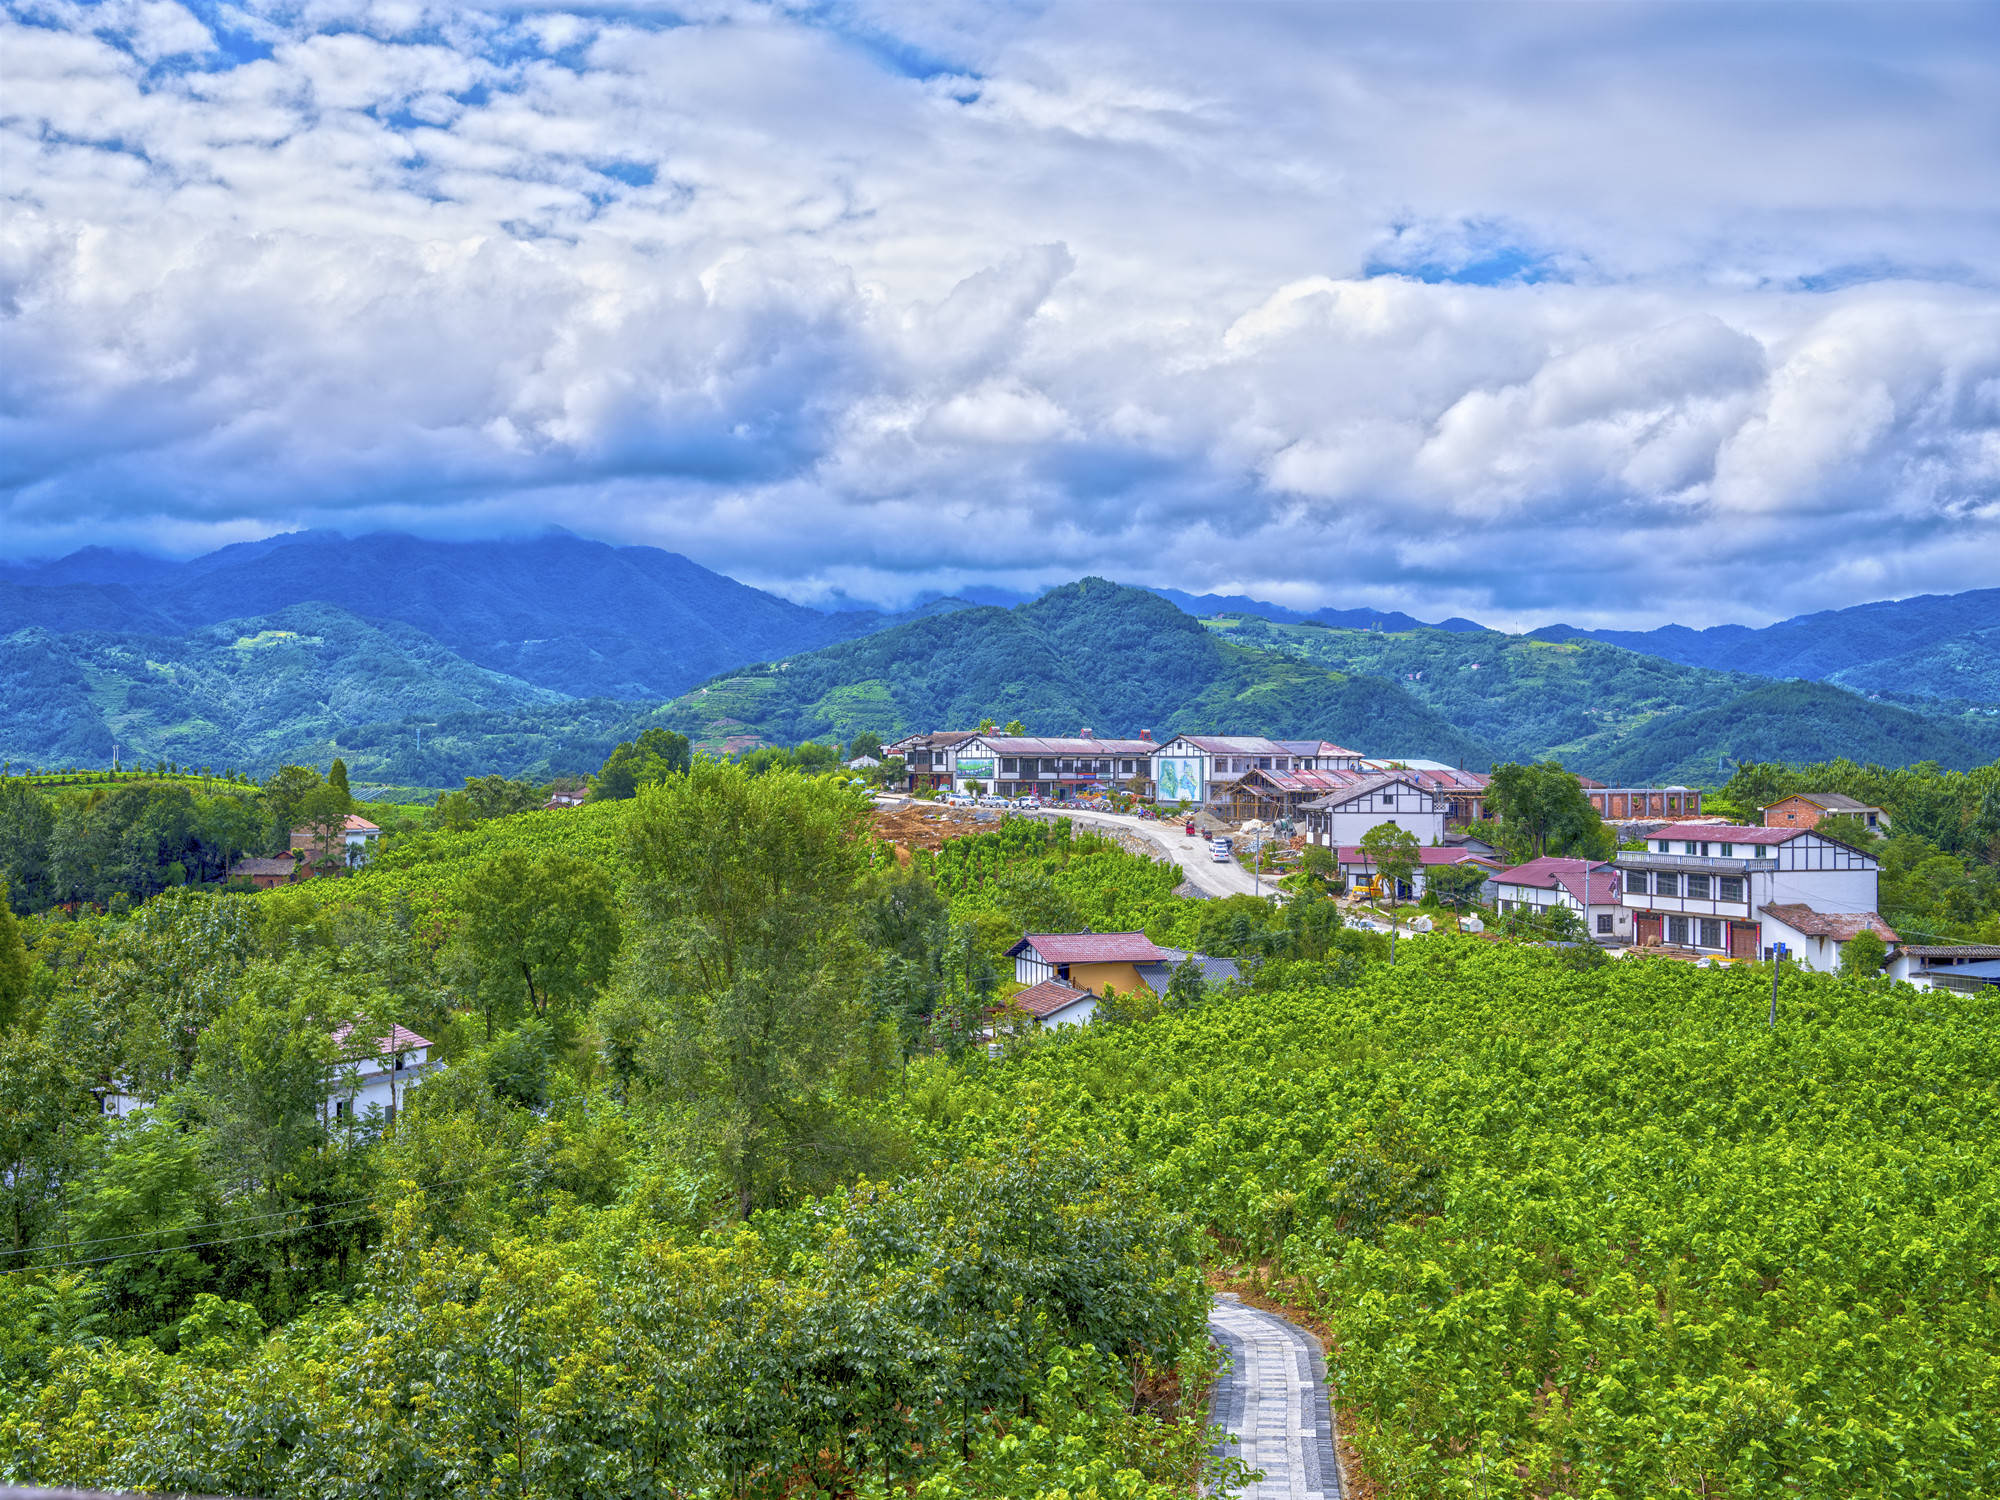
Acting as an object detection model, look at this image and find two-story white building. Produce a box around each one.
[951,732,1157,800]
[1615,822,1890,968]
[885,730,979,792]
[1301,772,1445,848]
[1490,856,1630,942]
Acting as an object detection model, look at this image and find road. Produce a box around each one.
[1209,1293,1344,1498]
[1024,805,1274,900]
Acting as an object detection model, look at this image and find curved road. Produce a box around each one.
[1209,1293,1343,1497]
[1038,805,1273,900]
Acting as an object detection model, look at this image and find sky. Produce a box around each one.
[2,1,1997,629]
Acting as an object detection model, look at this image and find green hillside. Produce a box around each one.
[659,578,1492,763]
[1828,626,2000,705]
[1210,615,2000,781]
[1585,680,2000,785]
[0,603,570,773]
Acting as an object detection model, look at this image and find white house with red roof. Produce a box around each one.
[1332,844,1503,902]
[1490,856,1629,942]
[101,1023,434,1124]
[1303,772,1445,848]
[1006,977,1101,1029]
[289,813,381,871]
[327,1023,435,1126]
[951,732,1158,800]
[1614,822,1889,968]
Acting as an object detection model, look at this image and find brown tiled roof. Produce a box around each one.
[330,1023,432,1056]
[1760,904,1898,942]
[1009,978,1095,1019]
[1492,856,1622,905]
[1301,771,1422,811]
[229,856,298,878]
[1767,792,1876,812]
[1901,944,2000,960]
[1008,931,1168,964]
[1651,822,1796,845]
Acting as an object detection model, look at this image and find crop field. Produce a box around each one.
[921,938,2000,1497]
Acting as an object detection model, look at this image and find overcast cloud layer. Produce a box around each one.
[3,0,1997,627]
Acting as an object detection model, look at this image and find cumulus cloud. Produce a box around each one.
[0,0,1996,626]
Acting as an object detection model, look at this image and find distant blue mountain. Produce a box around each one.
[0,531,895,701]
[1532,588,2000,693]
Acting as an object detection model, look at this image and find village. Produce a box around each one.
[879,728,1993,995]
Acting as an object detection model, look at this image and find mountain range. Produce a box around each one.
[2,531,1994,785]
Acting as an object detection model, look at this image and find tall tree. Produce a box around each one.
[450,851,621,1040]
[594,729,692,801]
[327,758,352,806]
[261,765,324,852]
[1487,761,1614,861]
[0,884,29,1030]
[1359,823,1422,907]
[621,759,875,1217]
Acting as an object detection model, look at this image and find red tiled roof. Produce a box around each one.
[229,855,298,878]
[1009,931,1168,964]
[1650,823,1797,845]
[972,736,1156,755]
[1009,978,1096,1019]
[1303,771,1424,810]
[1760,905,1898,942]
[330,1023,432,1056]
[1493,856,1622,905]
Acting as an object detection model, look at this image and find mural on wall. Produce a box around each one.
[956,757,996,780]
[1154,756,1204,804]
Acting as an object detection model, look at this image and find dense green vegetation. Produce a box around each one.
[913,942,2000,1496]
[1719,759,2000,943]
[1212,616,2000,781]
[661,579,1490,762]
[2,757,1996,1497]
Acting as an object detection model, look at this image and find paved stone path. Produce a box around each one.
[1208,1294,1342,1499]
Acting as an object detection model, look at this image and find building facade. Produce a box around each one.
[1302,773,1445,848]
[951,732,1157,799]
[1615,822,1885,967]
[1490,856,1630,941]
[1762,792,1886,833]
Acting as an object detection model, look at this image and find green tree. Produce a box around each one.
[1004,720,1027,735]
[297,784,355,873]
[327,758,352,806]
[594,728,692,801]
[261,765,325,850]
[1359,823,1422,907]
[450,850,622,1041]
[1841,929,1888,977]
[1426,861,1491,911]
[620,759,876,1217]
[461,774,541,822]
[0,883,29,1029]
[847,732,884,762]
[1488,761,1614,860]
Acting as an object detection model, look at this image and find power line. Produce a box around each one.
[0,1166,506,1268]
[22,1211,383,1273]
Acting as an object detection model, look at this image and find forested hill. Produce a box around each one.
[1210,616,2000,781]
[660,578,1492,763]
[1534,587,2000,690]
[0,531,915,700]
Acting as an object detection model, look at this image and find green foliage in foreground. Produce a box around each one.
[913,940,2000,1497]
[0,1145,1232,1499]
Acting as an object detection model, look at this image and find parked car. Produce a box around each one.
[1209,838,1233,862]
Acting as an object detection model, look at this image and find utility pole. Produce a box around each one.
[1769,942,1786,1027]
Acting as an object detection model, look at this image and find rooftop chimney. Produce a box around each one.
[1080,727,1094,738]
[1139,729,1153,742]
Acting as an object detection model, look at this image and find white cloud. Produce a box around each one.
[0,0,1996,627]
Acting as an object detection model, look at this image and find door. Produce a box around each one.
[1636,914,1662,947]
[1730,922,1759,960]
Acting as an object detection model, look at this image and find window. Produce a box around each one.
[1719,876,1743,903]
[1257,757,1271,769]
[1001,759,1017,775]
[335,1098,352,1119]
[1668,914,1690,945]
[1687,874,1711,900]
[1656,872,1680,898]
[1597,914,1614,935]
[1699,919,1723,949]
[1655,841,1669,853]
[1683,841,1699,854]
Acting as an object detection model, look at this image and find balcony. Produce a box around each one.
[1616,850,1775,875]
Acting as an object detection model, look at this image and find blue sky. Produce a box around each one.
[2,0,1996,628]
